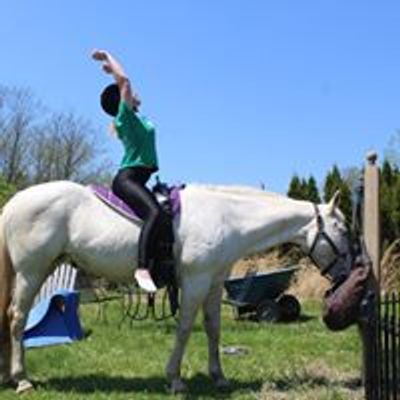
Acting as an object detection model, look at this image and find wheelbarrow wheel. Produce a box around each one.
[277,294,301,322]
[256,299,281,323]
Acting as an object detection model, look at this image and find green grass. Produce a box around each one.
[0,299,364,399]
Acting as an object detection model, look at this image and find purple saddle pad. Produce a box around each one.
[88,184,181,221]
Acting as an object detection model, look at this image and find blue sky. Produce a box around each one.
[1,1,398,194]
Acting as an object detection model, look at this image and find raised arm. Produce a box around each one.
[92,49,141,110]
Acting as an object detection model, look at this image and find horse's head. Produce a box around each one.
[304,191,354,283]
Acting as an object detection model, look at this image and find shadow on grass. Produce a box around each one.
[295,314,316,323]
[188,374,262,398]
[239,313,316,324]
[44,373,263,398]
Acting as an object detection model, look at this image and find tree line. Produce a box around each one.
[287,165,353,224]
[380,159,400,249]
[287,159,398,251]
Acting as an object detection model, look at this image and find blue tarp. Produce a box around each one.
[23,289,84,348]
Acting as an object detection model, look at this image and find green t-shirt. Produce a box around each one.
[114,100,159,171]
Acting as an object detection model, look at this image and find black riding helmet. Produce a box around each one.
[100,83,120,117]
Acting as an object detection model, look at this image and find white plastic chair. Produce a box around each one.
[34,263,78,305]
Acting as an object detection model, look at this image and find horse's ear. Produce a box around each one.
[328,190,340,214]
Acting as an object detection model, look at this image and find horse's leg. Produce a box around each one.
[9,271,44,393]
[166,275,209,393]
[0,225,13,386]
[0,306,11,386]
[202,285,228,388]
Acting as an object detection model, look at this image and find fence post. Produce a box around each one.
[362,151,381,400]
[363,151,381,284]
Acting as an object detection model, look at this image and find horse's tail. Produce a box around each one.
[0,213,14,345]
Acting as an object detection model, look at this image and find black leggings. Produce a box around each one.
[112,167,163,270]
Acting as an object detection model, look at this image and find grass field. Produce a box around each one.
[0,298,364,399]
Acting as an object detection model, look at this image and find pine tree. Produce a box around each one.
[339,180,353,226]
[379,158,399,248]
[306,176,321,203]
[380,182,395,247]
[289,174,321,202]
[324,165,342,202]
[391,176,400,239]
[382,159,394,187]
[287,175,303,199]
[323,165,353,225]
[300,178,309,200]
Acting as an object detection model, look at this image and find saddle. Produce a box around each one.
[89,179,183,311]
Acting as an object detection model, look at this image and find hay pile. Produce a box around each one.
[230,248,330,300]
[381,239,400,292]
[229,238,400,299]
[286,261,330,299]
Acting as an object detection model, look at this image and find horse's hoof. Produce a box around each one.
[215,377,230,389]
[16,379,34,394]
[169,378,187,394]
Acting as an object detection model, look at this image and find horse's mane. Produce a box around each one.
[190,184,287,200]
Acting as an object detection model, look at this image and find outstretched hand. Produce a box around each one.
[91,49,135,106]
[92,49,113,74]
[91,49,109,61]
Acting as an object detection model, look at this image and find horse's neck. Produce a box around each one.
[235,198,312,256]
[191,186,314,259]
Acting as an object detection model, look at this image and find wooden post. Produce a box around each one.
[363,151,381,285]
[361,152,381,400]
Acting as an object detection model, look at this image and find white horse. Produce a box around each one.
[0,181,353,394]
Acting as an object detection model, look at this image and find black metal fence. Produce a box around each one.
[365,292,400,400]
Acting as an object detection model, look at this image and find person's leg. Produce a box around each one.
[112,168,163,291]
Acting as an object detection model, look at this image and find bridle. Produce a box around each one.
[307,204,352,280]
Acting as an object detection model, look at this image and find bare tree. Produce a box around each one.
[0,86,42,186]
[29,111,111,184]
[0,85,111,187]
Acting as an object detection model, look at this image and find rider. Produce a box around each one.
[92,49,161,293]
